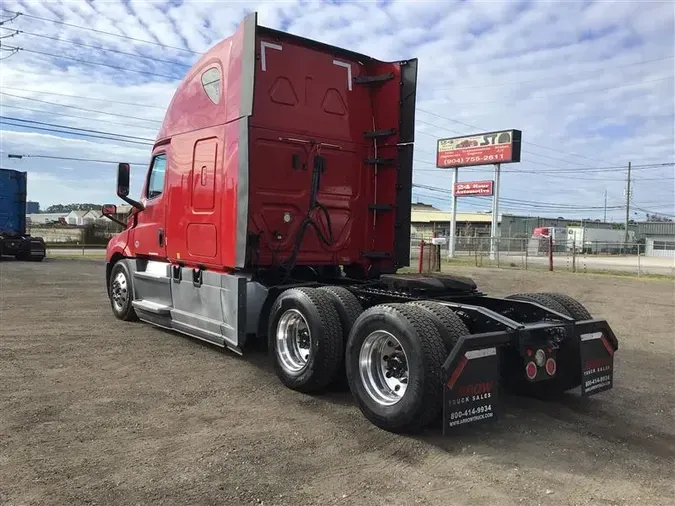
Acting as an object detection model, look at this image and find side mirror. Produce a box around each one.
[116,162,144,210]
[101,204,126,227]
[117,163,131,197]
[102,204,117,215]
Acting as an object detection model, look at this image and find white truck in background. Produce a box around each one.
[566,227,636,253]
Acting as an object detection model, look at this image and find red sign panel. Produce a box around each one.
[453,180,494,197]
[437,130,522,168]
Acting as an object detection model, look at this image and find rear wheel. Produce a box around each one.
[109,260,138,321]
[503,292,582,399]
[407,300,469,353]
[538,293,591,320]
[506,292,571,317]
[317,286,363,387]
[346,304,446,433]
[268,288,344,393]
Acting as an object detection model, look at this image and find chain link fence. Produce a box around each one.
[29,222,121,257]
[411,236,675,277]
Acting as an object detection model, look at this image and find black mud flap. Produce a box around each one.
[442,332,510,434]
[575,319,618,396]
[580,330,615,396]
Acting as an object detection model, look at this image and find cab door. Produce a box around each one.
[131,152,168,258]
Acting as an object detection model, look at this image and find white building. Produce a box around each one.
[65,210,89,226]
[26,213,68,225]
[645,236,675,258]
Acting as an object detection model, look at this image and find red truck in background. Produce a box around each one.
[103,13,618,435]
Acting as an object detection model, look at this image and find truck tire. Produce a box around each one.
[268,287,344,393]
[345,304,446,433]
[407,300,469,353]
[317,286,363,387]
[503,292,580,399]
[108,260,139,322]
[316,286,363,334]
[537,293,592,320]
[506,292,571,318]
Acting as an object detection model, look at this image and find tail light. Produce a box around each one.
[545,358,557,376]
[525,361,537,380]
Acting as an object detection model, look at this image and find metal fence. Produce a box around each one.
[411,236,675,277]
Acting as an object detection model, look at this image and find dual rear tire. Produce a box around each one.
[268,289,469,433]
[345,302,468,433]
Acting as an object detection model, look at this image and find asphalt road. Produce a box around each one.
[1,258,674,505]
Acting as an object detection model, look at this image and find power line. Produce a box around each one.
[0,26,192,67]
[4,45,180,80]
[412,154,674,174]
[441,76,675,106]
[413,183,672,211]
[1,116,156,142]
[412,189,623,214]
[412,184,625,210]
[1,120,154,146]
[1,86,166,110]
[1,9,202,55]
[413,164,675,182]
[1,104,157,130]
[633,206,675,218]
[0,47,18,60]
[4,153,148,165]
[0,92,163,124]
[431,55,675,90]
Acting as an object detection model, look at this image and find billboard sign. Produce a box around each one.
[453,180,494,197]
[437,129,522,168]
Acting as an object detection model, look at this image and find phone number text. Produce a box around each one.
[442,153,506,165]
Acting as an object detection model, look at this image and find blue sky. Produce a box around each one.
[0,0,673,220]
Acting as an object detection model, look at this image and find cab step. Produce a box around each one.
[132,299,172,315]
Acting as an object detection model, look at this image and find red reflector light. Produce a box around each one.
[526,349,532,357]
[525,361,537,380]
[545,358,557,376]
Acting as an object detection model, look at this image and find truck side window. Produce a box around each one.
[147,154,167,199]
[201,67,221,104]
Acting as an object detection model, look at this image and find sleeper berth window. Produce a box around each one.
[201,67,221,104]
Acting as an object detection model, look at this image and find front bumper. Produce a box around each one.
[440,318,618,434]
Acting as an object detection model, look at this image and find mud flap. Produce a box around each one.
[580,331,615,396]
[442,332,510,434]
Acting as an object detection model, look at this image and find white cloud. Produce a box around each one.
[0,0,672,220]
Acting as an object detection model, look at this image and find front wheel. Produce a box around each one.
[109,261,138,321]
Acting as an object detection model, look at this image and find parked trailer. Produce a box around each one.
[102,13,618,434]
[0,168,46,261]
[566,227,636,253]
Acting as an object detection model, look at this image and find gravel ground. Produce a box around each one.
[1,258,673,506]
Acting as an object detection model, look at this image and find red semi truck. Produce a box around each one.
[103,13,618,434]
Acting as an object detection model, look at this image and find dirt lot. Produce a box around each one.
[1,259,673,506]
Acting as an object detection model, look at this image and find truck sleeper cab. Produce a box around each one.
[104,13,618,435]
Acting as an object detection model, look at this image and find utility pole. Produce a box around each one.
[604,189,607,223]
[624,162,631,243]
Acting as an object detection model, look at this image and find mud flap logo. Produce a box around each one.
[580,332,614,396]
[443,347,499,434]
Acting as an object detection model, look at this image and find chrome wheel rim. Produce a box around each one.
[111,271,129,312]
[276,309,312,374]
[359,330,409,406]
